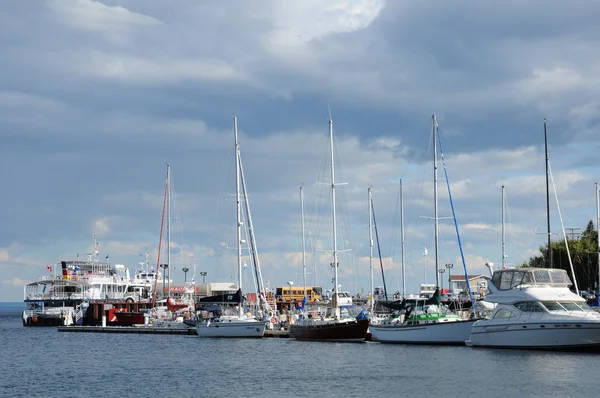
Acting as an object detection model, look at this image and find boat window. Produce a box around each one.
[574,302,592,311]
[491,272,502,289]
[513,301,545,312]
[541,301,567,311]
[559,302,584,311]
[549,269,570,285]
[533,270,551,284]
[521,272,534,284]
[500,272,514,290]
[510,271,525,288]
[493,309,513,319]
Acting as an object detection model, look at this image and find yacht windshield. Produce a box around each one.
[491,268,572,290]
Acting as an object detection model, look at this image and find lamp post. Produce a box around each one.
[200,271,207,284]
[287,281,294,311]
[182,267,189,283]
[439,268,446,292]
[160,264,168,298]
[445,263,454,294]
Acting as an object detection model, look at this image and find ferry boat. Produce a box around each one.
[23,259,132,326]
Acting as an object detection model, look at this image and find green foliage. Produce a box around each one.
[526,219,599,291]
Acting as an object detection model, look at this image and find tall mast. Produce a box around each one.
[300,185,307,303]
[544,119,553,268]
[400,178,406,299]
[433,115,440,287]
[167,163,171,296]
[234,116,243,317]
[596,182,599,295]
[329,118,339,318]
[502,185,506,269]
[368,187,374,314]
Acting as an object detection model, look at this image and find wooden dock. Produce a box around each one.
[58,325,291,338]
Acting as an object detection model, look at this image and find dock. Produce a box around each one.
[57,325,291,338]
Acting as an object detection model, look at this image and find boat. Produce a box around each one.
[467,120,600,350]
[111,165,196,328]
[369,115,477,344]
[289,117,369,342]
[23,237,134,327]
[195,116,267,338]
[466,267,600,351]
[149,165,195,328]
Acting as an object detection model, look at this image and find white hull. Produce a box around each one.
[468,321,600,350]
[370,319,475,345]
[195,317,266,338]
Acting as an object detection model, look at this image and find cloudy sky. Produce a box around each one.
[2,0,600,302]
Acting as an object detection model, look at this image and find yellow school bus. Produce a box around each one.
[276,286,322,304]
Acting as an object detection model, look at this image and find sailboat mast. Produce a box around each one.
[502,185,506,269]
[300,185,307,303]
[433,115,440,287]
[368,187,374,314]
[167,163,171,295]
[544,119,553,268]
[400,178,406,299]
[234,116,243,317]
[329,119,339,317]
[596,182,599,295]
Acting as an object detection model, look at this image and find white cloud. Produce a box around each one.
[47,0,161,32]
[262,0,384,50]
[82,52,250,84]
[93,218,111,237]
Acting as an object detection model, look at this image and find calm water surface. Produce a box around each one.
[0,302,597,398]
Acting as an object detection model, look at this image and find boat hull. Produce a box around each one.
[113,311,146,326]
[468,321,600,351]
[289,319,369,342]
[23,312,69,327]
[370,319,475,345]
[195,319,266,338]
[22,308,75,327]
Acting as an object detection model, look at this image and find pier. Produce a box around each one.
[58,325,291,337]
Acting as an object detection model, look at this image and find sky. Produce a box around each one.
[2,0,600,301]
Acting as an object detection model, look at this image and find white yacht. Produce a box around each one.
[467,267,600,351]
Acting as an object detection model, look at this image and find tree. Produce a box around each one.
[525,219,599,291]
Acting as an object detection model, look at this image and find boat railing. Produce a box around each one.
[24,292,85,301]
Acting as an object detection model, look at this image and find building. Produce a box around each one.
[449,274,488,296]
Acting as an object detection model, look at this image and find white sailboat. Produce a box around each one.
[289,117,369,342]
[195,116,266,338]
[369,115,476,344]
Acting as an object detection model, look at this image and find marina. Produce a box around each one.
[5,3,600,397]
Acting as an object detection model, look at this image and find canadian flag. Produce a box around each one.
[47,265,52,272]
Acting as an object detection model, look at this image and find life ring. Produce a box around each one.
[270,316,277,324]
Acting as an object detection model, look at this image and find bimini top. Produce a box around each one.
[490,268,572,291]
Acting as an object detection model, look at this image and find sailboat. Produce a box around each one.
[195,116,267,338]
[114,164,193,328]
[369,115,476,345]
[289,118,370,342]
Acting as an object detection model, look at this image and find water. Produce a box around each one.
[1,302,598,398]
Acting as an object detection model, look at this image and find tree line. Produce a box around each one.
[522,220,599,292]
